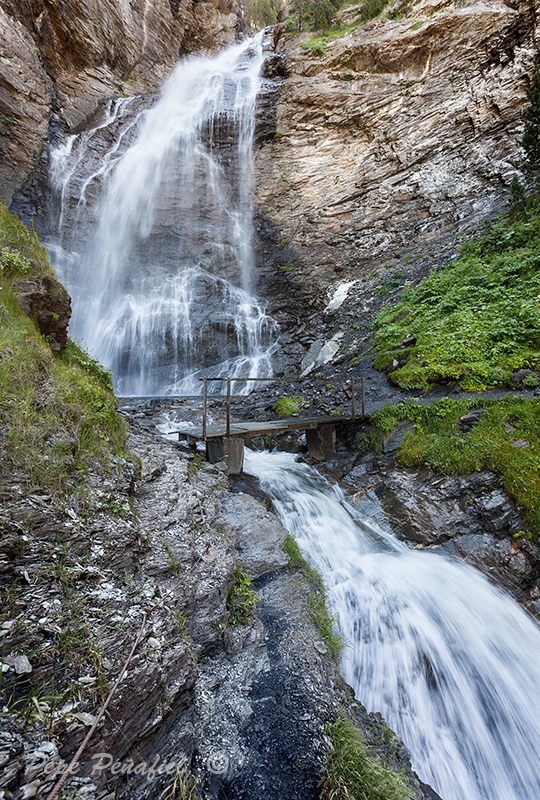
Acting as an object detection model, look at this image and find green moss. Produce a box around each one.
[373,200,540,391]
[0,204,126,493]
[321,715,412,800]
[273,396,305,418]
[371,396,540,536]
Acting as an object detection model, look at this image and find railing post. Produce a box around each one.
[351,376,355,421]
[226,377,231,437]
[202,377,207,441]
[361,377,365,418]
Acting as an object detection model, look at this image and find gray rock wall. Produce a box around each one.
[256,0,539,289]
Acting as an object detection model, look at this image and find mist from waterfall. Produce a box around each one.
[46,33,278,395]
[244,448,540,800]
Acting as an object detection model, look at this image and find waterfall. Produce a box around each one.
[244,449,540,800]
[45,33,278,395]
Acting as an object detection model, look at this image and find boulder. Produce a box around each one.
[13,274,71,351]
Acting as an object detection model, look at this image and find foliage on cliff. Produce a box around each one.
[373,200,540,392]
[523,54,540,176]
[0,203,126,493]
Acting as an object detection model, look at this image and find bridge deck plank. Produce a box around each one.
[176,415,360,441]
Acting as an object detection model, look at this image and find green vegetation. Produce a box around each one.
[187,452,204,478]
[227,564,258,625]
[160,766,200,800]
[243,0,283,28]
[0,203,51,274]
[273,396,305,418]
[290,0,347,31]
[321,715,412,800]
[0,203,126,492]
[373,201,540,391]
[283,535,342,657]
[523,54,540,177]
[371,396,540,535]
[375,270,407,296]
[387,0,411,20]
[356,0,390,23]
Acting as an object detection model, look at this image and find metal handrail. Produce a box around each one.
[199,375,365,442]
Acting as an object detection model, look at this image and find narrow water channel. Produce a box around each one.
[243,448,540,800]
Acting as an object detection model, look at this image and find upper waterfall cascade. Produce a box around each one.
[244,449,540,800]
[46,33,278,395]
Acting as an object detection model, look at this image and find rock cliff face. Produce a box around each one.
[256,0,539,289]
[0,0,242,202]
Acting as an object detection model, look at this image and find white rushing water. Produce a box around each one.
[244,449,540,800]
[46,33,278,395]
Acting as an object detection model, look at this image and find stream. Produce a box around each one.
[243,448,540,800]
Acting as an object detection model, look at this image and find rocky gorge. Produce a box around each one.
[3,0,540,797]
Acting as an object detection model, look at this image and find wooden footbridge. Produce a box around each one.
[175,376,366,473]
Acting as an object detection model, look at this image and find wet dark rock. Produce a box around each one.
[511,368,533,385]
[458,408,484,432]
[381,420,415,453]
[344,452,540,606]
[401,336,417,348]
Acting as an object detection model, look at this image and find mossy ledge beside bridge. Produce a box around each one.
[175,377,366,473]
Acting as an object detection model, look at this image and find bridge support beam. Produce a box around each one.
[305,425,336,461]
[206,437,244,474]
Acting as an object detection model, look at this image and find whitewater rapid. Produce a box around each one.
[244,448,540,800]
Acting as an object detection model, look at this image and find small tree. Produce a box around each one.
[523,53,540,176]
[510,52,540,211]
[243,0,283,28]
[289,0,344,30]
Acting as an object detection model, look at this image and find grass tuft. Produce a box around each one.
[321,715,412,800]
[227,564,258,625]
[283,535,342,657]
[273,396,306,418]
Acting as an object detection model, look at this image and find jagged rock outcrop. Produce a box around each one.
[0,0,243,202]
[12,273,71,350]
[256,0,539,288]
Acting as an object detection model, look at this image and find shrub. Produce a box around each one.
[227,564,257,625]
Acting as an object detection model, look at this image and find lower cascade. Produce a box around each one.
[43,33,278,396]
[244,448,540,800]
